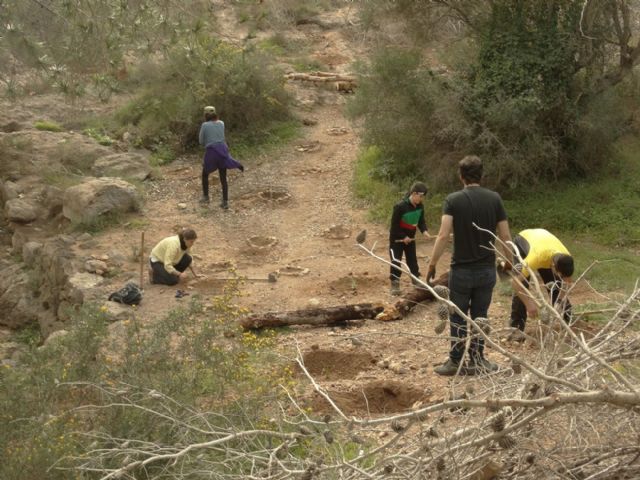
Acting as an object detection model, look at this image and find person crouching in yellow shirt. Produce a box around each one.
[510,228,574,335]
[149,228,197,286]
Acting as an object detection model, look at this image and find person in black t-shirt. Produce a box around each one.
[427,156,512,376]
[388,182,432,295]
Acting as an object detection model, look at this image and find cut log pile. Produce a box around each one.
[238,272,449,330]
[285,71,358,92]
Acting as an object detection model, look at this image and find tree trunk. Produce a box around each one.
[238,272,449,329]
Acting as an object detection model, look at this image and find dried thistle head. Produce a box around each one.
[490,412,505,432]
[434,319,447,334]
[511,360,522,374]
[436,457,446,472]
[497,435,517,449]
[323,430,334,444]
[433,285,449,299]
[391,419,405,433]
[473,317,491,334]
[383,464,394,474]
[428,426,439,438]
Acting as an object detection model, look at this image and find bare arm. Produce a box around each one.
[496,219,513,266]
[427,215,453,277]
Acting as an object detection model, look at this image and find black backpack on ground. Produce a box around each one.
[108,282,143,306]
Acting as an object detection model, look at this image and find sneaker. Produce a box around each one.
[199,195,210,204]
[467,357,499,374]
[434,359,463,376]
[390,279,401,296]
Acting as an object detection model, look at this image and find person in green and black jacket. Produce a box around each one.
[389,182,432,295]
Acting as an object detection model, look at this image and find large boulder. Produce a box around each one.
[4,198,38,223]
[0,264,37,329]
[62,177,140,224]
[92,153,152,181]
[0,181,20,204]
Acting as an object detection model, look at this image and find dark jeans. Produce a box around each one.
[202,167,228,203]
[448,265,496,363]
[150,254,192,286]
[510,268,572,330]
[389,240,419,281]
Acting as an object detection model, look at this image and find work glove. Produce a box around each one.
[426,264,436,284]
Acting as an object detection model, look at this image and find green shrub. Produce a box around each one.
[115,35,291,154]
[0,287,306,479]
[353,146,444,228]
[83,127,113,146]
[34,120,63,132]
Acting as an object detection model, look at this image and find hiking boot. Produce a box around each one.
[467,357,499,375]
[199,195,210,204]
[220,201,229,209]
[148,264,155,285]
[434,358,463,376]
[390,279,401,296]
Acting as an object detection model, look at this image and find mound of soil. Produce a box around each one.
[310,379,426,415]
[299,349,375,380]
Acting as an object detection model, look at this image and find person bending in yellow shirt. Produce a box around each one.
[149,228,198,286]
[509,228,574,333]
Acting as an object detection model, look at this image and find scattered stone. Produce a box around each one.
[91,152,152,181]
[308,298,321,306]
[389,362,408,374]
[101,302,132,322]
[277,265,310,276]
[63,177,140,224]
[4,198,38,223]
[326,126,349,136]
[22,241,43,267]
[77,233,93,242]
[323,224,351,239]
[85,259,109,275]
[296,140,321,152]
[66,272,104,304]
[0,181,20,203]
[44,329,69,346]
[177,203,187,210]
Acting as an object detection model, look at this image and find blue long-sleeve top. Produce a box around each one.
[199,120,225,146]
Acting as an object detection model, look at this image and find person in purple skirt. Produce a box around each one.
[199,106,244,209]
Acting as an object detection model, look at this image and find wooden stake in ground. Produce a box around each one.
[139,231,145,288]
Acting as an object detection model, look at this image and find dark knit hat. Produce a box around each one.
[410,182,428,194]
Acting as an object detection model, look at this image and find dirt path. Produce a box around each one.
[60,5,601,414]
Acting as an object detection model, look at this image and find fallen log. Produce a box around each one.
[239,303,385,330]
[239,272,449,330]
[285,72,357,83]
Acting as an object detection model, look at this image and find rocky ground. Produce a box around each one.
[0,2,602,415]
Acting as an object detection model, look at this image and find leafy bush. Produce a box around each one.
[0,286,298,479]
[350,1,640,192]
[83,128,113,146]
[115,35,291,153]
[0,1,212,98]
